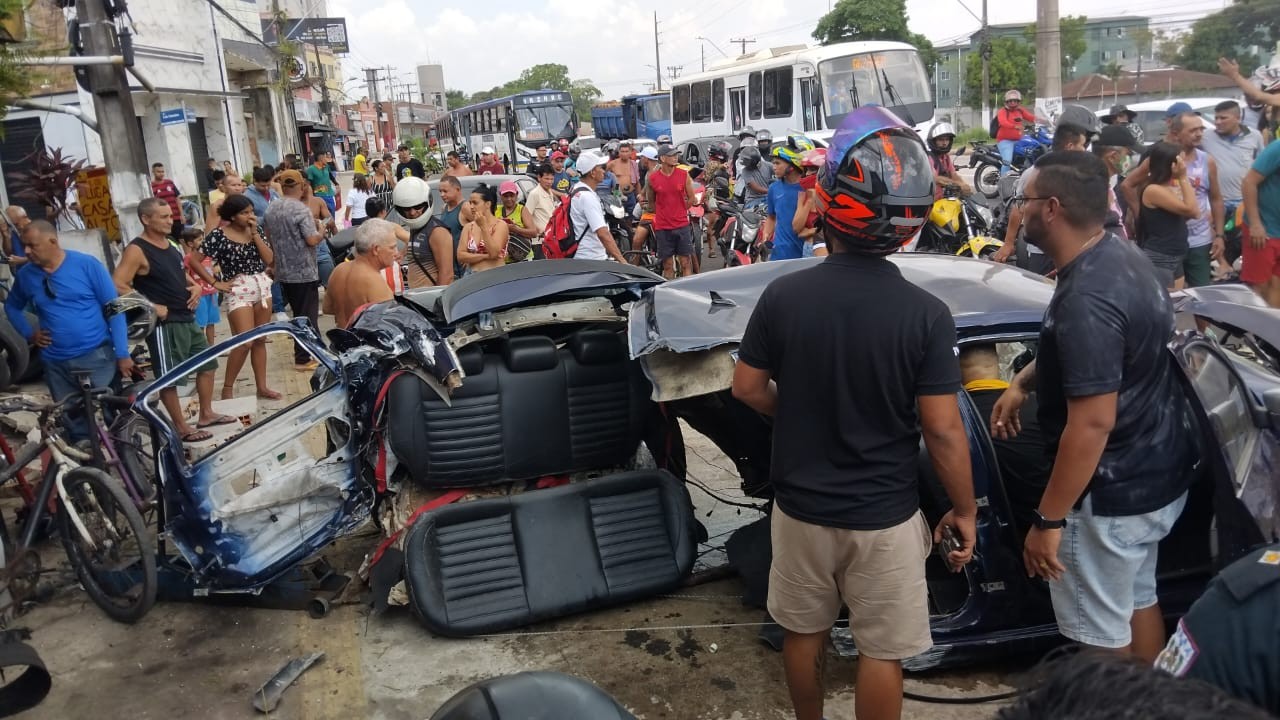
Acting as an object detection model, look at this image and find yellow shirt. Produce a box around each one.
[209,189,225,205]
[353,153,368,175]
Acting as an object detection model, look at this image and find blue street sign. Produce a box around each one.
[160,108,186,126]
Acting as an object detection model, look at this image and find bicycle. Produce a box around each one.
[0,388,157,624]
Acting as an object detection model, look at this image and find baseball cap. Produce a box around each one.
[657,144,680,157]
[498,180,519,196]
[551,150,567,160]
[639,146,658,160]
[482,146,495,155]
[277,169,305,188]
[1165,101,1194,118]
[575,149,608,175]
[1096,124,1142,150]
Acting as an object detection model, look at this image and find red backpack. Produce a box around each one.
[541,186,592,259]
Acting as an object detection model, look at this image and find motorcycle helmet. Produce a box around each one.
[1056,103,1101,141]
[604,140,621,158]
[392,176,432,230]
[739,145,763,170]
[926,122,956,153]
[771,144,804,170]
[1004,89,1023,102]
[787,134,816,152]
[737,126,757,140]
[105,294,158,342]
[756,129,773,145]
[816,105,935,256]
[656,134,672,144]
[707,141,732,162]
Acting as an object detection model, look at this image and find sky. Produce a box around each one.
[325,0,1234,100]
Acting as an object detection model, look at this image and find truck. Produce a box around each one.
[589,93,671,141]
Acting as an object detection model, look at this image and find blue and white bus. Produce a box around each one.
[447,90,578,171]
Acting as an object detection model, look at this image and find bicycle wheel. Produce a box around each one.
[109,411,157,506]
[56,467,156,623]
[623,250,661,274]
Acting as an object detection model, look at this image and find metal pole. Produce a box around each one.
[1035,0,1062,119]
[980,0,990,132]
[653,12,662,92]
[313,43,332,127]
[76,0,150,241]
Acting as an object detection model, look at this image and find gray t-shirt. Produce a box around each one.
[1199,127,1265,203]
[738,164,773,203]
[263,197,318,283]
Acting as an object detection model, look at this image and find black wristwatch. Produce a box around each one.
[1033,510,1067,530]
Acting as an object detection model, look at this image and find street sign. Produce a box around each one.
[261,17,350,54]
[159,108,186,126]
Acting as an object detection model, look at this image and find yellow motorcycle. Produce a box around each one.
[917,185,1003,260]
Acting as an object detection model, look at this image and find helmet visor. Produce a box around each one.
[821,105,911,183]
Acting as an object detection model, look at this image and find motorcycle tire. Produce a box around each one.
[15,347,41,385]
[0,314,28,384]
[56,467,157,624]
[974,163,1001,199]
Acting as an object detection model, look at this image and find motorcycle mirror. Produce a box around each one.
[1263,387,1280,430]
[955,146,967,157]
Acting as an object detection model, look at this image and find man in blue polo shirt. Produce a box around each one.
[4,220,132,440]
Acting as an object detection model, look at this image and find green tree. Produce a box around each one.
[1154,30,1183,67]
[1178,0,1278,73]
[507,63,572,93]
[964,37,1035,109]
[0,0,38,123]
[813,0,937,75]
[444,89,468,109]
[569,78,601,120]
[1100,61,1124,83]
[1024,15,1087,78]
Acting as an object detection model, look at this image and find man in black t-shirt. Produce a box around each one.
[1155,542,1280,715]
[395,144,425,180]
[732,112,977,720]
[991,152,1196,663]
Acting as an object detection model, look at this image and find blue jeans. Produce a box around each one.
[316,245,335,287]
[44,343,119,442]
[271,281,285,313]
[997,139,1017,175]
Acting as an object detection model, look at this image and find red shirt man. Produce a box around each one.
[150,162,182,218]
[994,91,1037,142]
[645,144,696,278]
[477,146,505,175]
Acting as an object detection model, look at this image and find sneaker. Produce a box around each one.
[273,312,289,322]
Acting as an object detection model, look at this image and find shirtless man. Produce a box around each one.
[607,141,637,197]
[323,218,398,327]
[444,151,473,177]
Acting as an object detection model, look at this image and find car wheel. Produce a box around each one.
[0,314,29,383]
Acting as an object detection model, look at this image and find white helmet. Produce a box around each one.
[926,122,956,152]
[392,176,432,230]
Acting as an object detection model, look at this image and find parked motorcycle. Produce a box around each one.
[917,185,1003,259]
[718,199,766,267]
[968,125,1052,199]
[602,192,632,252]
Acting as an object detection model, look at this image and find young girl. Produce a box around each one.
[181,228,220,346]
[1137,142,1201,291]
[456,184,509,274]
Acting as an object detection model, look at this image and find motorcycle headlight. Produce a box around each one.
[974,205,994,227]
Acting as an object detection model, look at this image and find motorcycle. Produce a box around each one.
[968,124,1052,199]
[917,185,1003,260]
[718,199,766,267]
[601,192,632,253]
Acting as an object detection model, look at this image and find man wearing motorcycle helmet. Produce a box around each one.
[926,122,972,199]
[756,129,774,154]
[733,126,757,177]
[736,145,772,208]
[396,177,456,288]
[733,106,977,720]
[995,89,1037,175]
[763,143,807,260]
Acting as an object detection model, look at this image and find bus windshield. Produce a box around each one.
[517,103,575,142]
[643,98,670,121]
[819,49,931,127]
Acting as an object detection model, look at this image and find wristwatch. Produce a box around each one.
[1033,510,1067,530]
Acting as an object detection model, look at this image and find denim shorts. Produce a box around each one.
[1050,491,1188,648]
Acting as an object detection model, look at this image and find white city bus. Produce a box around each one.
[668,41,934,149]
[448,90,579,172]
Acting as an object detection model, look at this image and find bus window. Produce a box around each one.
[748,72,762,119]
[673,84,691,124]
[691,81,711,123]
[872,50,932,108]
[712,79,724,122]
[818,54,879,125]
[763,67,792,118]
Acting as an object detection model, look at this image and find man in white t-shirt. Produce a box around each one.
[568,150,627,262]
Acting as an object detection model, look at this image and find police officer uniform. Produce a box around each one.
[1155,542,1280,715]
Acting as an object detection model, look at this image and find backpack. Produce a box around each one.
[988,110,1000,139]
[541,186,592,259]
[408,216,453,285]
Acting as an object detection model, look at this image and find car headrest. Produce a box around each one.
[502,336,558,373]
[456,345,484,376]
[570,329,623,365]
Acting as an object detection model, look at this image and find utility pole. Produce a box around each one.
[312,42,332,127]
[980,0,990,133]
[653,12,662,92]
[701,43,705,73]
[730,37,756,56]
[366,66,386,152]
[1035,0,1062,120]
[77,0,150,242]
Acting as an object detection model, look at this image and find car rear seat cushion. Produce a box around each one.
[386,329,645,488]
[404,469,696,636]
[430,672,635,720]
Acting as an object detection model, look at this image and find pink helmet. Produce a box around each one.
[800,148,827,168]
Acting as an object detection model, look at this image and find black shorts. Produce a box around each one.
[655,226,693,260]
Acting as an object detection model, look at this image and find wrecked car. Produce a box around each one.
[629,254,1280,670]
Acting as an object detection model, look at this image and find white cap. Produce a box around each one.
[575,149,609,175]
[482,146,495,155]
[639,146,658,161]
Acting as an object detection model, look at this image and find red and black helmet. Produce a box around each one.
[816,105,935,255]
